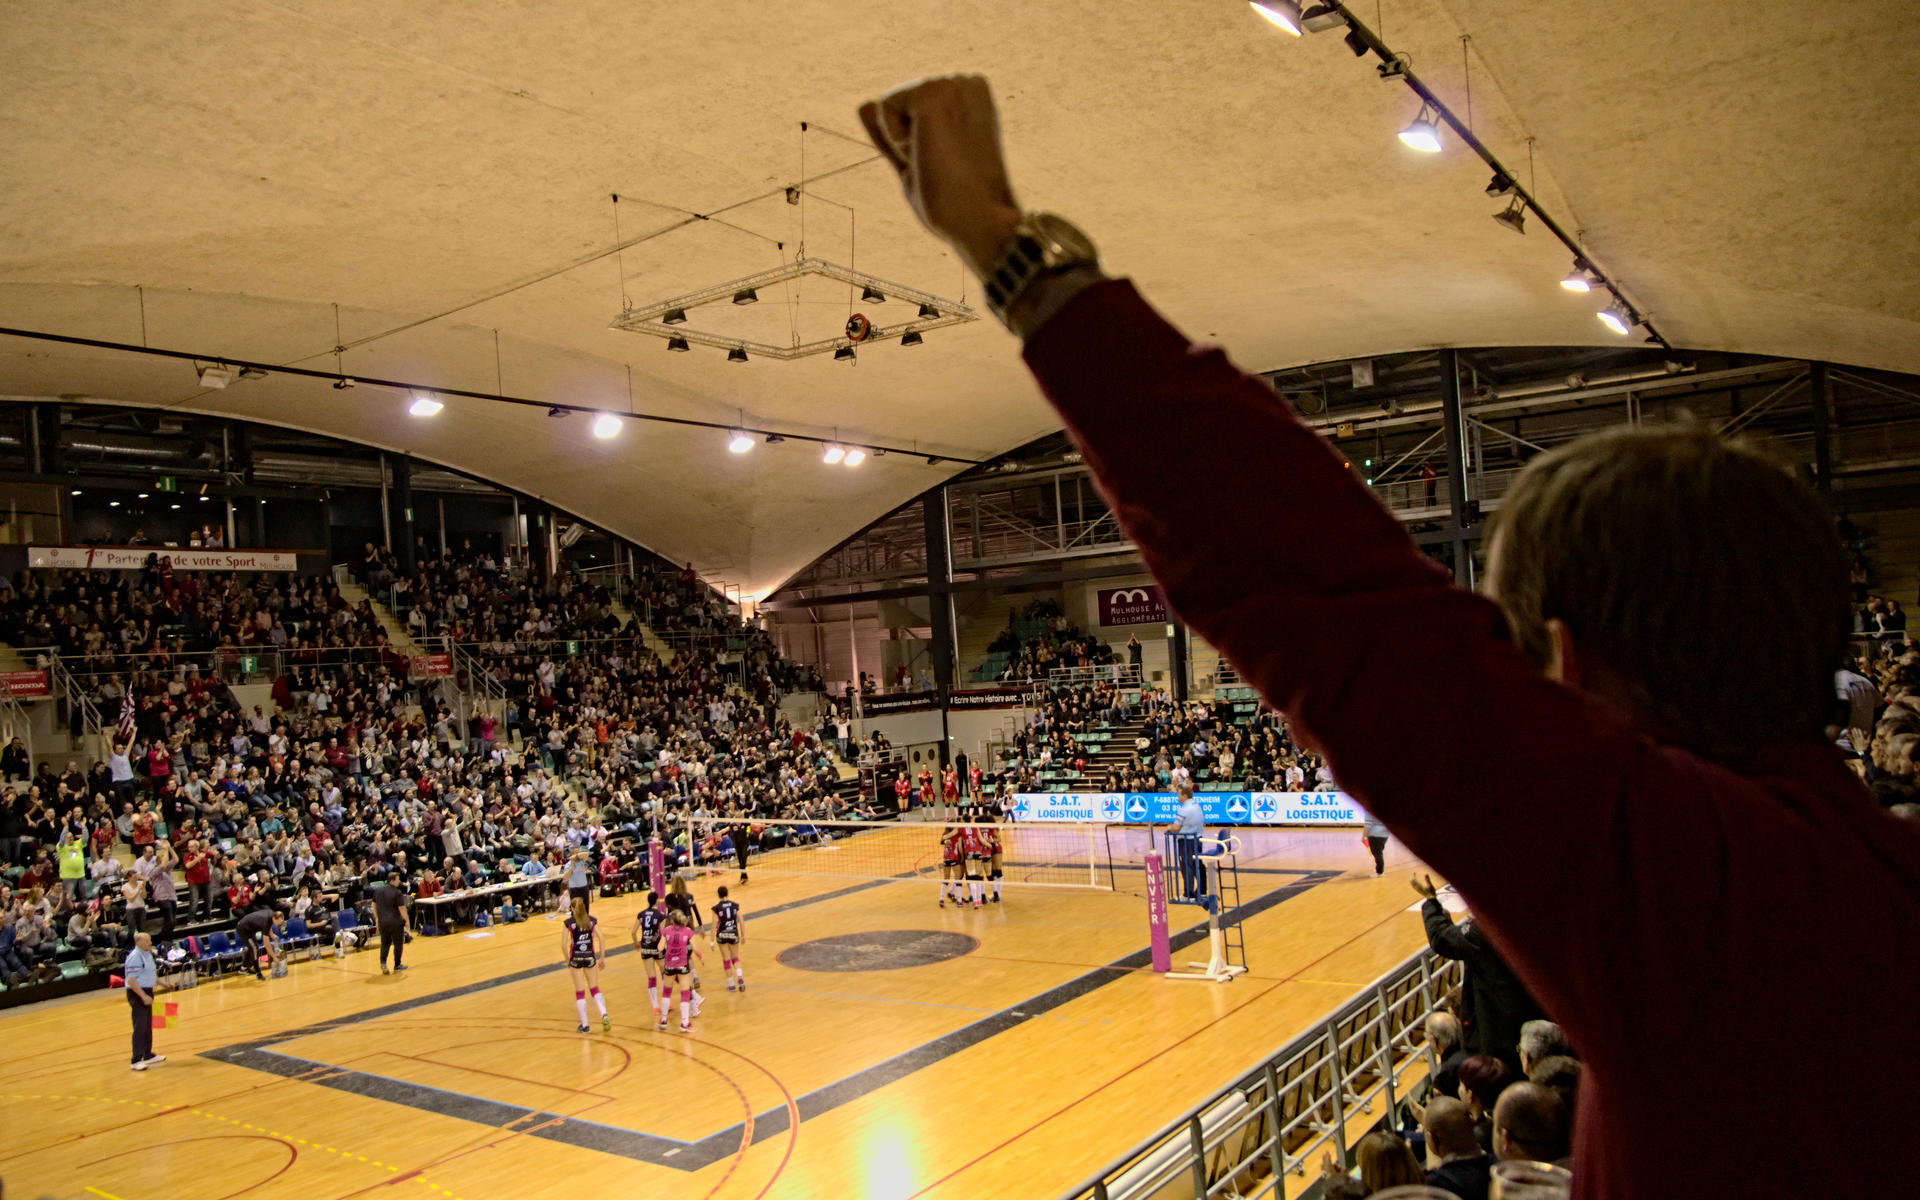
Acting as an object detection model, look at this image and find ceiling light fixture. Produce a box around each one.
[926,455,942,466]
[666,336,691,353]
[727,431,753,454]
[591,414,622,439]
[109,500,120,507]
[1249,0,1304,34]
[823,445,846,465]
[834,346,856,363]
[1561,266,1597,292]
[917,303,941,319]
[1344,26,1369,55]
[764,433,786,445]
[1300,3,1345,32]
[861,285,886,304]
[170,503,181,510]
[731,288,758,306]
[1485,172,1516,198]
[547,406,568,418]
[1399,106,1442,152]
[237,366,267,381]
[408,394,444,417]
[137,492,149,499]
[198,494,210,502]
[843,449,867,467]
[70,489,81,496]
[661,308,688,326]
[332,377,356,390]
[727,348,749,363]
[1597,304,1635,335]
[196,363,236,389]
[899,331,924,347]
[1492,198,1527,235]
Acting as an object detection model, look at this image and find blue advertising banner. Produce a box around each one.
[1009,791,1366,826]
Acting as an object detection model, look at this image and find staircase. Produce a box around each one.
[1063,717,1149,791]
[337,578,424,657]
[955,613,1014,683]
[609,596,677,663]
[0,642,36,673]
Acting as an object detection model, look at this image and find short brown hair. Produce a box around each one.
[1488,424,1847,762]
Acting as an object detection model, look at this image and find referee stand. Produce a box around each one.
[1163,830,1247,984]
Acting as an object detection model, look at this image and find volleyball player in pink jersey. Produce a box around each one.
[562,896,610,1033]
[659,910,704,1031]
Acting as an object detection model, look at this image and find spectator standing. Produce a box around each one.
[1413,873,1541,1076]
[370,871,409,974]
[182,840,213,924]
[1362,810,1390,876]
[123,931,164,1071]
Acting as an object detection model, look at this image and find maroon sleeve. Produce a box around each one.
[1018,279,1691,1005]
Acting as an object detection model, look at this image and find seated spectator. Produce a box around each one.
[1492,1082,1571,1167]
[1456,1055,1511,1155]
[1422,1096,1493,1200]
[1517,1019,1571,1077]
[1527,1054,1582,1121]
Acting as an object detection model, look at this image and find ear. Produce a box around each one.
[1543,618,1581,688]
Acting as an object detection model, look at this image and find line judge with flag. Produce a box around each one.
[123,931,166,1071]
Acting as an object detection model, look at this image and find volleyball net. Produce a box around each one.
[653,816,1137,891]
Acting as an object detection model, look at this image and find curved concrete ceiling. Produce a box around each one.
[2,1,1914,596]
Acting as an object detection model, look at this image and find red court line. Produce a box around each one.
[79,1133,298,1200]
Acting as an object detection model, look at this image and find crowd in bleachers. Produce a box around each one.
[980,598,1119,684]
[0,549,853,993]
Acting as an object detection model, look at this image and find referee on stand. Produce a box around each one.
[123,931,164,1071]
[1171,784,1205,900]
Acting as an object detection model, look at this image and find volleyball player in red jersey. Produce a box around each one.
[968,763,983,799]
[658,910,704,1031]
[916,766,934,809]
[938,826,964,907]
[960,823,988,909]
[941,766,960,813]
[561,896,610,1033]
[894,772,912,813]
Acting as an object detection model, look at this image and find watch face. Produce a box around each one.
[1030,212,1097,266]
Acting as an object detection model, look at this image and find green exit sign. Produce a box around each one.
[156,476,178,492]
[565,641,580,657]
[238,655,257,673]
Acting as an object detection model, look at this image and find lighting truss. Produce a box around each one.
[609,258,979,359]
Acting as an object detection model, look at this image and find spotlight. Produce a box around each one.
[137,493,149,499]
[1560,267,1597,293]
[926,455,942,466]
[843,449,867,467]
[764,433,786,445]
[1399,106,1442,152]
[1249,0,1303,34]
[548,406,568,418]
[197,363,236,389]
[834,346,857,363]
[1344,26,1368,55]
[70,489,81,496]
[1492,199,1527,235]
[1597,305,1634,335]
[732,288,758,306]
[662,308,688,326]
[728,431,753,454]
[727,348,749,363]
[900,331,924,347]
[591,414,622,439]
[332,377,356,390]
[408,394,444,417]
[666,337,691,352]
[110,500,120,507]
[872,448,887,457]
[1300,3,1344,31]
[237,366,267,380]
[823,445,846,464]
[917,303,941,319]
[198,494,210,502]
[861,285,886,304]
[1485,172,1516,198]
[170,503,180,510]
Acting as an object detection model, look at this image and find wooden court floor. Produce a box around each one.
[0,828,1433,1200]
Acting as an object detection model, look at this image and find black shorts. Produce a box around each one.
[716,934,739,945]
[663,966,689,978]
[569,956,597,969]
[640,949,663,962]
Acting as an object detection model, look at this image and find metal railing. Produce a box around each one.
[1061,947,1462,1200]
[1049,663,1144,689]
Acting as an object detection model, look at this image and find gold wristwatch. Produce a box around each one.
[982,212,1100,328]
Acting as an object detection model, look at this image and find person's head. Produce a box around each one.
[717,885,729,900]
[134,931,151,950]
[1421,1095,1480,1162]
[1513,1018,1569,1074]
[570,896,588,924]
[669,909,688,927]
[1487,424,1847,762]
[1353,1130,1423,1192]
[1493,1082,1569,1164]
[1527,1054,1583,1116]
[1457,1054,1511,1117]
[647,890,659,908]
[1425,1011,1463,1062]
